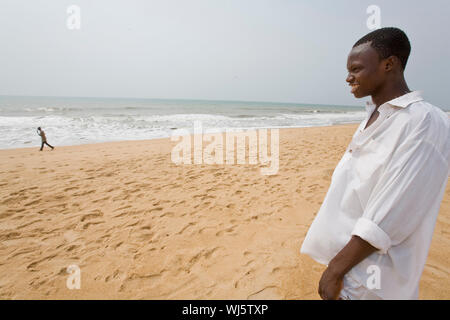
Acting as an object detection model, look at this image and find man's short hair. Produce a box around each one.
[353,27,411,70]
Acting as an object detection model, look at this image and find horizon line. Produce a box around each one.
[0,94,364,109]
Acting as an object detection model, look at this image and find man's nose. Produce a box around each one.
[346,74,354,83]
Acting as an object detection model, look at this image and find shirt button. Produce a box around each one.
[349,149,353,153]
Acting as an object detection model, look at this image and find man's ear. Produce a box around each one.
[384,56,398,71]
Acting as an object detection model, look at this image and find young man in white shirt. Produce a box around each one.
[300,27,449,300]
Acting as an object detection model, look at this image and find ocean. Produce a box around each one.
[0,96,368,150]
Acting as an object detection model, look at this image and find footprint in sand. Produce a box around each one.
[80,210,104,221]
[247,286,283,299]
[176,222,197,235]
[24,199,41,207]
[215,225,237,236]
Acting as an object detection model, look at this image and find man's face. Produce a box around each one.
[346,42,386,98]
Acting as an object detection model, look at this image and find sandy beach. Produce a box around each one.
[0,124,448,299]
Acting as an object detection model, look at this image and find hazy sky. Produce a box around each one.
[1,0,449,108]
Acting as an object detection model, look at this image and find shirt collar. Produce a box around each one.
[386,90,423,108]
[365,90,423,116]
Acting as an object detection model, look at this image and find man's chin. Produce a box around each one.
[352,91,369,99]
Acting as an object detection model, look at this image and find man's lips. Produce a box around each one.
[349,83,360,93]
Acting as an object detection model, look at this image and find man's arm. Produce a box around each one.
[318,235,377,300]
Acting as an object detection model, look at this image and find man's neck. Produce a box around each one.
[371,77,411,108]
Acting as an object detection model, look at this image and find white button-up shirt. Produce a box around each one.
[300,91,450,299]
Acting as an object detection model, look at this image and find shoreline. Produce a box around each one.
[0,122,360,152]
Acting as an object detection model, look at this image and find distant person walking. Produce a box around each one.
[37,127,54,151]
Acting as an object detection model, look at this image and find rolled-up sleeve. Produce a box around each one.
[351,116,449,254]
[352,217,391,254]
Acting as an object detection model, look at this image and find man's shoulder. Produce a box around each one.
[403,100,449,130]
[405,100,449,156]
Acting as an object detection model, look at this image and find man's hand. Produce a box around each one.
[317,235,378,300]
[318,266,343,300]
